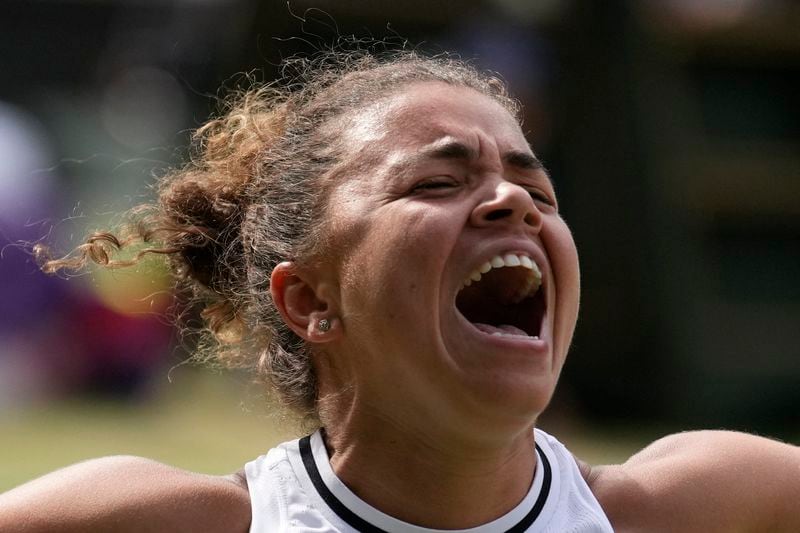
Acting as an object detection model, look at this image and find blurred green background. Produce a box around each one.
[1,0,798,491]
[0,369,658,491]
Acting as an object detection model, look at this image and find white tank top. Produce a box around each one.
[245,428,613,532]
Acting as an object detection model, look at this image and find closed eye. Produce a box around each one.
[411,177,459,193]
[527,189,553,204]
[525,188,557,210]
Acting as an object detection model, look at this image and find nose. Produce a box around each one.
[470,180,542,232]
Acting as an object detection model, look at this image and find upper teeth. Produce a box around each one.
[462,253,542,295]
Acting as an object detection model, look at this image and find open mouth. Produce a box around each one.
[455,253,546,339]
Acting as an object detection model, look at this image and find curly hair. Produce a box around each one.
[36,49,520,421]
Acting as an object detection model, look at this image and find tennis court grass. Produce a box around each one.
[1,369,653,492]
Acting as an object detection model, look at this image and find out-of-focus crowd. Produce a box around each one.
[0,102,172,409]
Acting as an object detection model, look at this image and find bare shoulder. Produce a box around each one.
[0,455,251,533]
[584,430,800,533]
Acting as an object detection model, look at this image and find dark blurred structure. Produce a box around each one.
[1,0,797,434]
[552,1,800,435]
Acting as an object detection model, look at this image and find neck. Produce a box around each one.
[321,412,538,530]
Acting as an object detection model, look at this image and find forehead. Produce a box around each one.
[337,82,530,169]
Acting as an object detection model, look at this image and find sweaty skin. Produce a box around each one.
[0,456,251,533]
[588,430,800,532]
[2,82,798,532]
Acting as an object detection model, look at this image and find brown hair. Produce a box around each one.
[36,49,520,420]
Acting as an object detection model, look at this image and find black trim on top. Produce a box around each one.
[506,443,552,533]
[299,434,553,533]
[300,435,387,532]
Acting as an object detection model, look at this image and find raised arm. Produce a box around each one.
[588,430,800,532]
[0,456,251,533]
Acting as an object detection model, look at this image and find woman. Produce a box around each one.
[2,51,798,532]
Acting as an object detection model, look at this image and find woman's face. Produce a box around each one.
[317,82,580,436]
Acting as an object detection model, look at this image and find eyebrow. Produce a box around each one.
[504,151,544,171]
[386,139,550,183]
[426,140,476,161]
[428,141,544,164]
[424,140,547,174]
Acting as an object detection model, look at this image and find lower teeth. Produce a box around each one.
[490,332,539,339]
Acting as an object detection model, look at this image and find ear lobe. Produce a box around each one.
[271,261,339,342]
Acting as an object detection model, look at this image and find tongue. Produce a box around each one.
[473,323,530,337]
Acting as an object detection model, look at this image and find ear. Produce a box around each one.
[270,261,340,343]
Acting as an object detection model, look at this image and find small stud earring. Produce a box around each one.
[318,318,331,332]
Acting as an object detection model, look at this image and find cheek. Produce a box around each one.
[543,221,580,370]
[547,221,580,306]
[338,209,448,306]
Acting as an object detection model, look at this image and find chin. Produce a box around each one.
[448,369,559,437]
